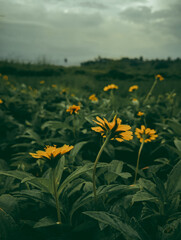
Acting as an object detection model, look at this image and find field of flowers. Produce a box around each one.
[0,69,181,240]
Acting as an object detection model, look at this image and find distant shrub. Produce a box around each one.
[74,70,86,75]
[155,62,169,69]
[95,70,133,81]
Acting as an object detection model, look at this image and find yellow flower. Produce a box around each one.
[89,94,98,102]
[156,74,164,81]
[92,116,133,142]
[0,73,2,77]
[52,84,57,88]
[135,125,158,143]
[0,99,3,104]
[132,98,139,105]
[137,111,144,116]
[3,75,8,80]
[66,105,80,114]
[129,85,138,92]
[40,80,45,84]
[30,145,74,160]
[103,84,118,91]
[60,89,67,95]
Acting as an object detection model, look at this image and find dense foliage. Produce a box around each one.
[0,61,181,240]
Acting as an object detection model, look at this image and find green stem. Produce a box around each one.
[134,140,144,184]
[52,169,61,224]
[144,78,157,104]
[93,135,111,201]
[110,90,116,111]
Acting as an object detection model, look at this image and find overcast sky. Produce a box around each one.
[0,0,181,65]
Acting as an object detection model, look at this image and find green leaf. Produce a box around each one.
[84,211,142,240]
[108,160,124,174]
[70,184,136,222]
[69,141,88,159]
[0,208,18,240]
[0,170,49,192]
[13,189,55,207]
[166,160,181,197]
[168,120,181,137]
[174,138,181,152]
[57,162,108,197]
[41,121,72,131]
[132,191,157,203]
[34,217,57,228]
[105,160,131,183]
[131,217,152,240]
[0,194,19,221]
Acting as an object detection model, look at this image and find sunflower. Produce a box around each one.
[89,94,98,102]
[135,125,158,143]
[92,116,133,142]
[66,105,80,114]
[30,145,74,168]
[137,111,144,116]
[30,145,73,160]
[129,85,138,92]
[156,74,164,81]
[103,84,118,91]
[3,75,8,80]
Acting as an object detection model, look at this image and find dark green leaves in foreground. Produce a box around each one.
[84,211,142,240]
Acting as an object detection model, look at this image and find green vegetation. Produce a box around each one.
[0,57,181,98]
[0,57,181,240]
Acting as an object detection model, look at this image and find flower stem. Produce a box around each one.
[52,169,61,224]
[144,78,157,104]
[134,140,144,184]
[93,135,111,201]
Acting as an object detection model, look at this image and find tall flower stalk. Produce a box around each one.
[134,126,158,183]
[144,74,164,104]
[103,84,118,110]
[30,144,74,223]
[134,140,144,184]
[92,116,133,200]
[92,135,111,200]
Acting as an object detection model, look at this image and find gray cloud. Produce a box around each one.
[119,2,181,39]
[0,0,181,65]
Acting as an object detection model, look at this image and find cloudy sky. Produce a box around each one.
[0,0,181,65]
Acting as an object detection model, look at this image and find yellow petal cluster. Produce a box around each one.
[60,89,67,95]
[135,125,158,143]
[30,145,74,160]
[92,116,133,142]
[66,105,80,114]
[40,80,45,84]
[156,74,164,81]
[3,75,8,80]
[103,84,118,91]
[137,111,144,116]
[89,94,98,102]
[129,85,138,92]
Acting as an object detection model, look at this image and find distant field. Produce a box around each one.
[1,57,181,240]
[0,57,181,101]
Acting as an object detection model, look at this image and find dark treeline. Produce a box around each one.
[0,57,181,81]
